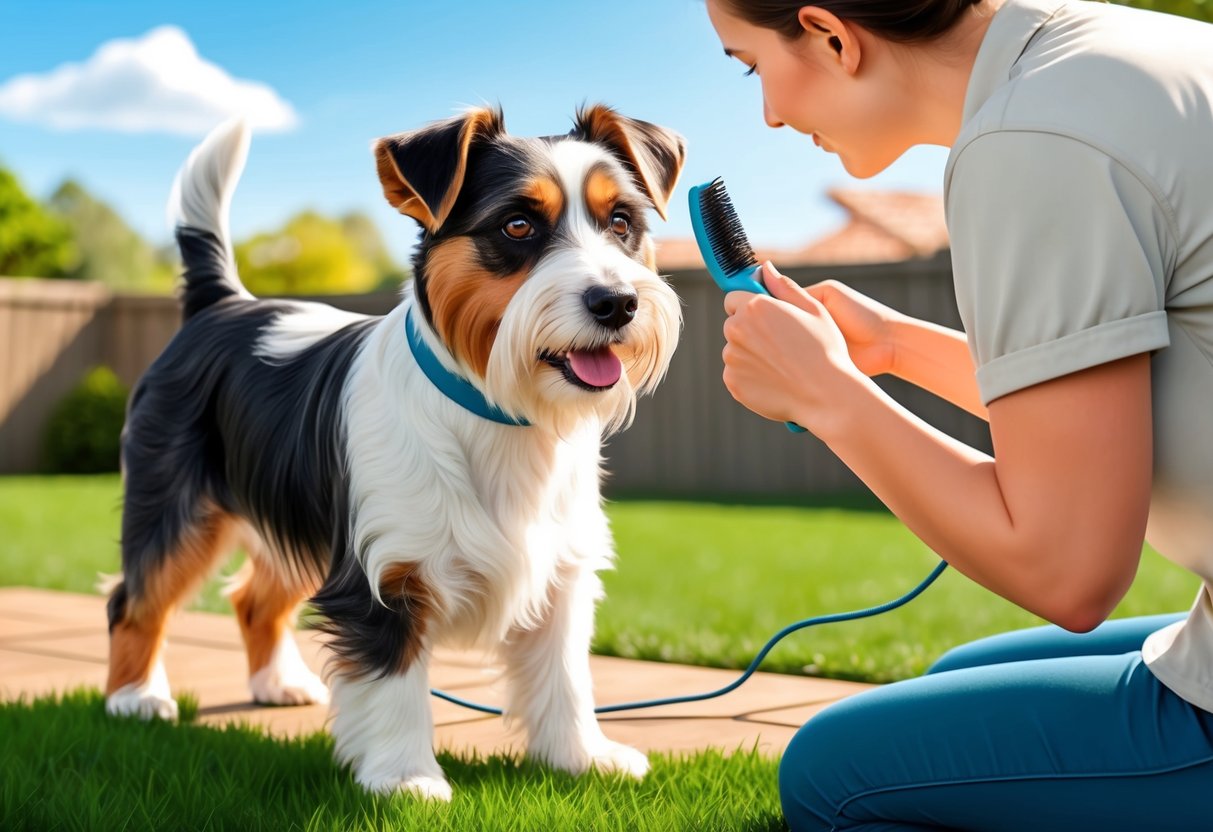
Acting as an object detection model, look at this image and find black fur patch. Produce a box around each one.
[119,294,374,604]
[311,555,428,680]
[106,581,129,634]
[177,228,242,322]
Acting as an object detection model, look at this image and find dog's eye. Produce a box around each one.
[502,216,535,240]
[610,213,630,237]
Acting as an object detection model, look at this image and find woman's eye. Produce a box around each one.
[502,216,535,240]
[610,213,630,237]
[743,64,757,78]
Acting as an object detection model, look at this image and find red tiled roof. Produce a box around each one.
[651,237,706,271]
[811,188,949,261]
[653,188,948,271]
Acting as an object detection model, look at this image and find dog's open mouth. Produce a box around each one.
[540,346,622,391]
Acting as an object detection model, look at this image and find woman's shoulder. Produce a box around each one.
[958,3,1213,165]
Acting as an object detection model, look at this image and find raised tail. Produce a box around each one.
[168,119,254,321]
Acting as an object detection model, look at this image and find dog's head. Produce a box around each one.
[373,104,684,434]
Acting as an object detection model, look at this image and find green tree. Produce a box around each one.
[0,166,74,278]
[234,210,403,296]
[1119,0,1213,22]
[48,180,176,292]
[341,212,409,290]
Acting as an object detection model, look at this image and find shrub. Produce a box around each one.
[41,366,128,473]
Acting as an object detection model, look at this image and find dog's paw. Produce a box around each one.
[535,737,651,780]
[106,685,179,721]
[249,665,329,707]
[399,775,454,802]
[587,740,651,780]
[358,771,453,802]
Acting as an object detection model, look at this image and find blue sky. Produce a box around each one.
[0,0,950,266]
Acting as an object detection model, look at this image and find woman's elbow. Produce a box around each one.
[1053,604,1113,634]
[1038,548,1139,634]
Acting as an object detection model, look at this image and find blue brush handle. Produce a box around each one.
[689,185,807,434]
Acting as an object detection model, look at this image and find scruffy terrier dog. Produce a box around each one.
[104,105,684,800]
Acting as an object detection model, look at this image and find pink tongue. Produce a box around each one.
[567,347,622,387]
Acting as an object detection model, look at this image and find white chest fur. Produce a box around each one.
[341,308,615,650]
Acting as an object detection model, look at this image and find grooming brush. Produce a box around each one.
[690,177,807,433]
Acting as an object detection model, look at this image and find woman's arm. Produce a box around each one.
[722,277,1152,632]
[887,315,987,420]
[825,354,1152,632]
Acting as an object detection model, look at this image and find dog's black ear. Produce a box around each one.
[572,104,686,220]
[374,107,505,232]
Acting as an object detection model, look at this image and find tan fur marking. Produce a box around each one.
[106,621,166,696]
[375,107,503,232]
[227,559,317,675]
[576,104,685,220]
[585,169,622,227]
[524,176,565,226]
[436,109,501,227]
[378,563,436,671]
[375,149,438,230]
[107,512,239,694]
[425,237,527,377]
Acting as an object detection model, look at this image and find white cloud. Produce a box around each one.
[0,26,298,136]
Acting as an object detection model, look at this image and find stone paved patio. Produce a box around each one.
[0,586,875,757]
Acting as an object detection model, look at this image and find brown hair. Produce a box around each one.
[720,0,984,43]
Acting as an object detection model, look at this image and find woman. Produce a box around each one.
[707,0,1213,828]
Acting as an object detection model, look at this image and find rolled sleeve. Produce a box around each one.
[946,130,1173,405]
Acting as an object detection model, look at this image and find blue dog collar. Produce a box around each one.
[404,308,530,427]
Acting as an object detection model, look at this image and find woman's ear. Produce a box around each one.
[796,7,862,75]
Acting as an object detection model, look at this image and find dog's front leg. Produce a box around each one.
[501,563,650,779]
[329,656,451,801]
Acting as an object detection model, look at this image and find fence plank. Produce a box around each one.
[0,264,988,490]
[0,280,111,471]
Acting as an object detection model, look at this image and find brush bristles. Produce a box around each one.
[697,177,759,277]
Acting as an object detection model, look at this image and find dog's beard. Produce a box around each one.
[484,245,681,437]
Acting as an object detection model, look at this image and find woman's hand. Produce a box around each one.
[721,262,864,435]
[803,278,902,378]
[810,277,986,418]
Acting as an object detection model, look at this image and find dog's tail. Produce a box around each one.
[168,119,255,321]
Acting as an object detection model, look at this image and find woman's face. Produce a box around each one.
[705,1,915,178]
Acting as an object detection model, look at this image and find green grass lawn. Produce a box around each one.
[2,690,783,832]
[1,474,1201,830]
[0,475,1200,683]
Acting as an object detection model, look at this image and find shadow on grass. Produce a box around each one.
[606,488,890,513]
[2,688,787,832]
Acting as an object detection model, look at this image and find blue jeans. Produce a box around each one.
[779,613,1213,831]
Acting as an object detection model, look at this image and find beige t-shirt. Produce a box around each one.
[945,0,1213,712]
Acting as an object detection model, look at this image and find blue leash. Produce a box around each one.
[429,559,949,716]
[405,291,949,714]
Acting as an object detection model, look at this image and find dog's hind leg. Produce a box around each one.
[106,506,239,720]
[226,533,328,706]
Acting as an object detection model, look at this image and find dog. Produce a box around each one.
[103,105,684,800]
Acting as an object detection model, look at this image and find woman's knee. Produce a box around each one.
[779,698,880,831]
[928,623,1072,674]
[927,639,991,674]
[927,614,1186,675]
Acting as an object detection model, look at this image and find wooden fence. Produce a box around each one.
[0,257,989,492]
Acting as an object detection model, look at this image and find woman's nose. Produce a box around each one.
[763,97,784,129]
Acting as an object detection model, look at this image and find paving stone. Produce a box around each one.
[0,587,877,757]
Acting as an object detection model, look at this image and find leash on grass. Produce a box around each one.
[430,559,949,716]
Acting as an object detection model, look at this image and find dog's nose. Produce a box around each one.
[583,285,638,330]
